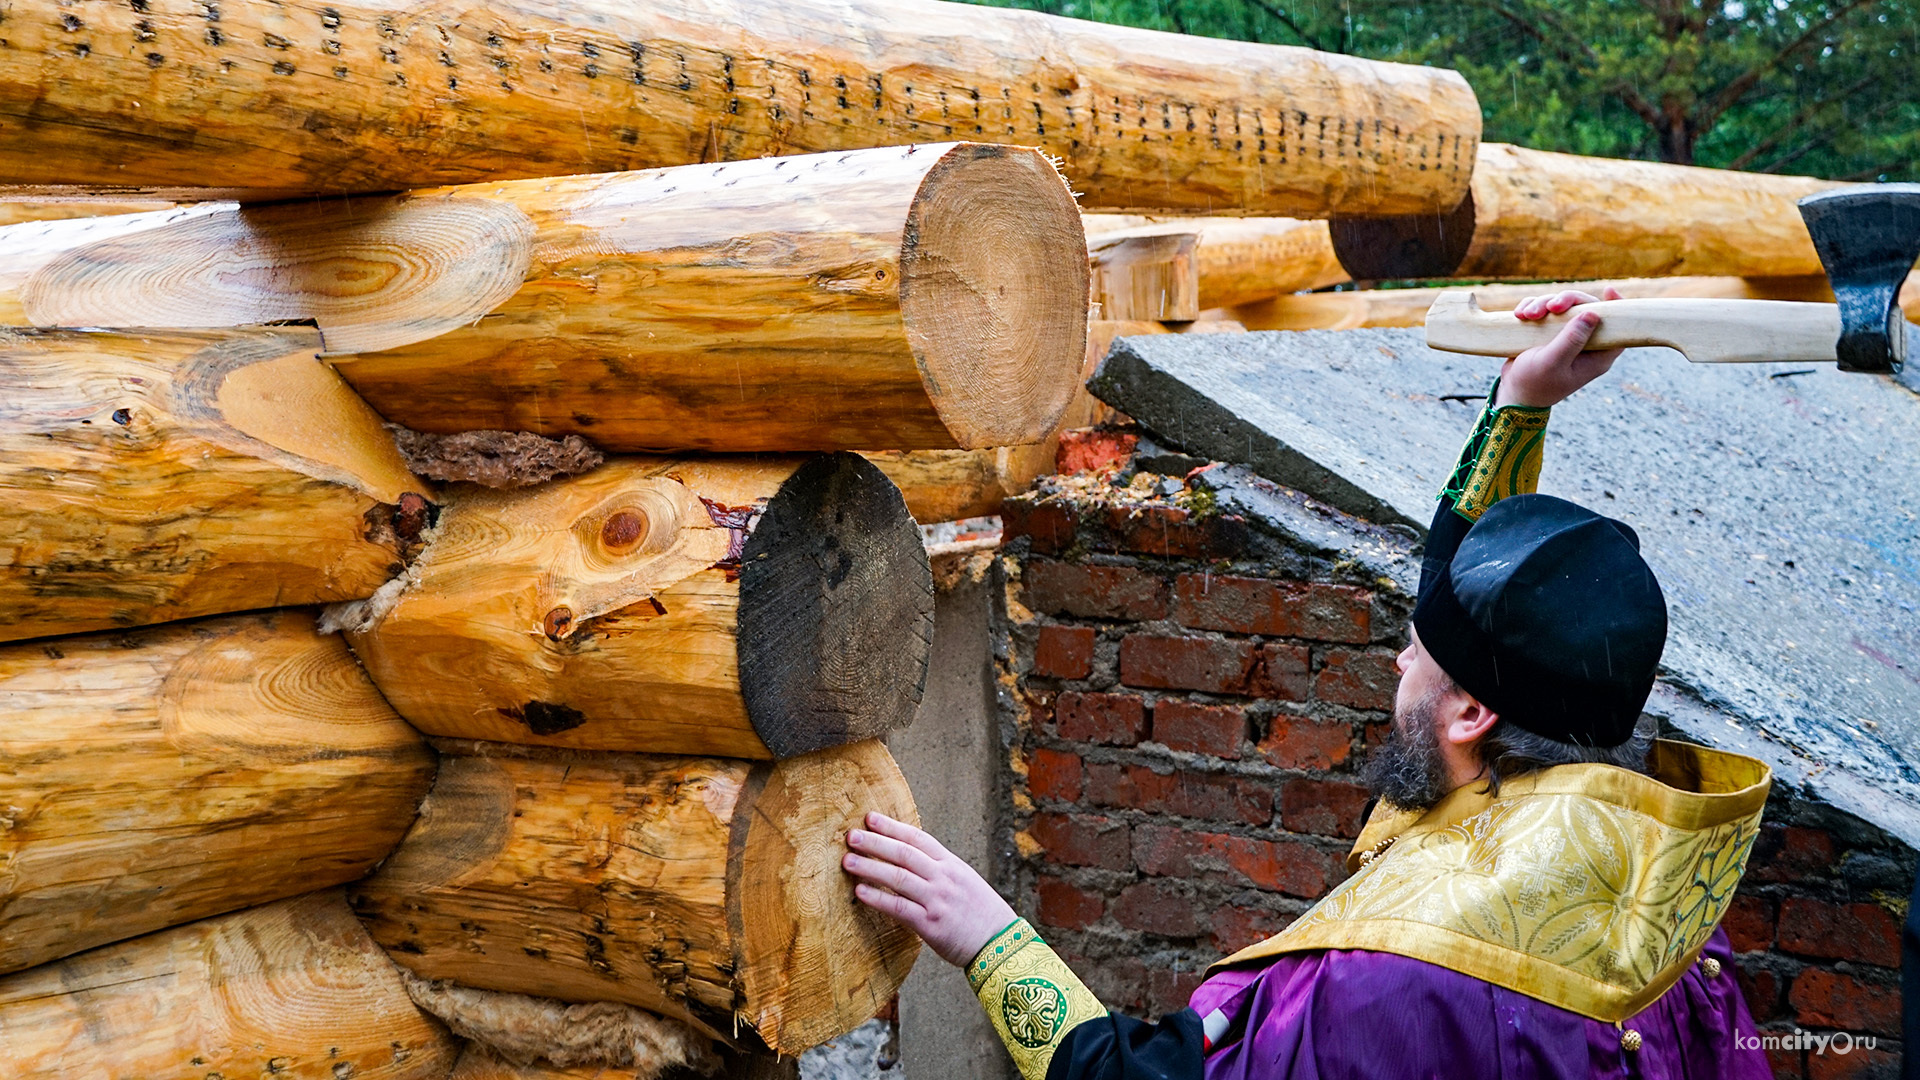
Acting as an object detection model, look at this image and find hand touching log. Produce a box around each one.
[843,812,1016,967]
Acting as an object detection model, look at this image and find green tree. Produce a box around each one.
[964,0,1918,180]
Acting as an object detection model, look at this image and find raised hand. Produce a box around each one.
[1493,286,1626,409]
[844,811,1018,967]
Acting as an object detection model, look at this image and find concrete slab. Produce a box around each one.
[1091,328,1920,844]
[889,569,1015,1080]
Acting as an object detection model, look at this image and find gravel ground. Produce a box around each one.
[798,1019,900,1080]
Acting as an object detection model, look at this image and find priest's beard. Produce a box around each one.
[1362,685,1453,813]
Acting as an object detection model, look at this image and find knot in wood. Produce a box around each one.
[542,606,574,640]
[600,509,648,552]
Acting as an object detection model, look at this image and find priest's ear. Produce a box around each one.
[1436,691,1500,750]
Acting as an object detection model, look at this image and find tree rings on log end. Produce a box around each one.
[900,144,1089,449]
[738,453,933,759]
[1328,190,1477,281]
[731,740,923,1053]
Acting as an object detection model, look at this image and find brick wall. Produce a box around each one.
[992,448,1913,1080]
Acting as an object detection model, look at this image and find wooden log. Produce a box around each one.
[0,890,462,1079]
[1330,144,1840,282]
[0,0,1479,216]
[347,739,922,1056]
[3,144,1089,452]
[0,198,180,227]
[0,326,432,643]
[343,452,931,759]
[1219,276,1844,332]
[865,320,1155,522]
[0,610,434,975]
[1085,215,1346,308]
[1090,228,1201,322]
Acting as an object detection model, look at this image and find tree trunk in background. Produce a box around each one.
[0,611,434,975]
[348,739,921,1056]
[0,0,1479,216]
[0,891,461,1079]
[343,453,931,759]
[0,144,1089,452]
[0,327,430,643]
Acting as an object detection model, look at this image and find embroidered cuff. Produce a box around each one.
[968,919,1106,1080]
[1438,380,1551,523]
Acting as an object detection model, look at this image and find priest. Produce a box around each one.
[843,289,1775,1079]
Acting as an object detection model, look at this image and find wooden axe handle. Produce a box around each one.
[1424,291,1841,364]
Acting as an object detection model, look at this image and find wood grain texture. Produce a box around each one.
[1425,292,1841,365]
[0,610,435,975]
[0,0,1478,215]
[1219,275,1846,332]
[0,890,461,1079]
[346,453,932,759]
[348,739,921,1056]
[1090,228,1200,322]
[1085,215,1346,308]
[2,144,1090,452]
[1331,144,1840,282]
[0,327,432,642]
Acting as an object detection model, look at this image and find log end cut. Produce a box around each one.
[733,740,923,1053]
[900,144,1090,449]
[738,453,933,759]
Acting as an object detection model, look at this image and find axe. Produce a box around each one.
[1423,183,1920,374]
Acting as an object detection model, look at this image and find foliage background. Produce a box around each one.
[960,0,1917,181]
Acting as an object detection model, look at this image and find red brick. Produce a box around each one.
[1750,825,1838,884]
[1314,648,1400,711]
[1064,950,1147,1014]
[1806,1044,1894,1080]
[1085,762,1273,825]
[1112,879,1201,938]
[1211,906,1294,954]
[1281,779,1371,839]
[1029,747,1084,802]
[1259,716,1354,771]
[1025,561,1169,621]
[1765,1045,1804,1080]
[1036,876,1106,932]
[1132,823,1332,898]
[1030,812,1131,871]
[1120,634,1257,694]
[1364,721,1392,749]
[1033,625,1097,679]
[1102,505,1248,559]
[1152,700,1245,758]
[1056,429,1139,474]
[1725,894,1777,953]
[1003,499,1077,555]
[1173,575,1370,644]
[1251,643,1312,700]
[1739,963,1785,1024]
[1777,899,1901,966]
[1056,691,1150,746]
[1149,967,1207,1016]
[1790,968,1901,1036]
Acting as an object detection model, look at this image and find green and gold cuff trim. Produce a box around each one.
[968,919,1107,1080]
[1439,383,1550,522]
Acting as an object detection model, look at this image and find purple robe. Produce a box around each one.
[1188,928,1768,1080]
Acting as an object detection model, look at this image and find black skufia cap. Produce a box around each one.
[1412,494,1667,748]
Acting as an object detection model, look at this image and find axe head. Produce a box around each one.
[1798,183,1920,374]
